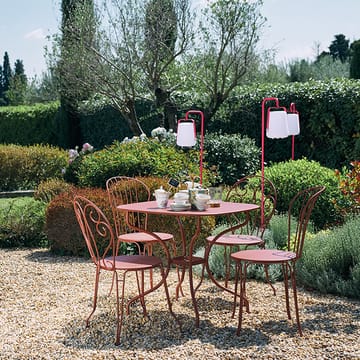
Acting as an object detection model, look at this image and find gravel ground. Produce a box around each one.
[0,248,359,360]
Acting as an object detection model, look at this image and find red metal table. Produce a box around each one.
[117,200,259,326]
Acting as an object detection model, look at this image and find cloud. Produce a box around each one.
[24,28,46,40]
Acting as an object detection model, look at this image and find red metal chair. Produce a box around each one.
[73,195,180,345]
[206,175,277,290]
[231,186,325,336]
[106,176,176,287]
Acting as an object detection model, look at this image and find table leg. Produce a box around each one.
[172,216,205,327]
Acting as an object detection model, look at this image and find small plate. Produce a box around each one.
[169,203,191,211]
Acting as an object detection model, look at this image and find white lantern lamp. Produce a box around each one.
[266,107,289,139]
[287,102,300,159]
[176,110,205,185]
[176,119,197,147]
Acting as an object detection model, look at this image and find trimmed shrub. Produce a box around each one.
[204,133,260,185]
[34,178,75,203]
[0,144,67,191]
[45,187,111,257]
[0,197,47,248]
[74,139,213,188]
[0,102,60,146]
[297,216,360,299]
[264,158,345,229]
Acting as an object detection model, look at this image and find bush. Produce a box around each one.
[0,197,47,248]
[0,144,67,191]
[74,139,214,188]
[0,102,61,146]
[297,216,360,299]
[204,133,260,185]
[264,158,345,229]
[45,187,111,257]
[34,178,75,203]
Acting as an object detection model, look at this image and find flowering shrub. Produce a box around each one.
[334,160,360,215]
[63,143,94,185]
[68,143,94,164]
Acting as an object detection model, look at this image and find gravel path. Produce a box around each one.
[0,248,359,360]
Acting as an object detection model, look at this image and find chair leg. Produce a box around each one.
[160,264,182,331]
[126,270,147,316]
[175,265,186,300]
[115,271,125,346]
[236,262,248,335]
[86,267,100,327]
[264,265,276,296]
[143,243,154,288]
[290,265,303,336]
[224,245,230,288]
[282,263,291,320]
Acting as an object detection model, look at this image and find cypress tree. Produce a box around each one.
[2,52,12,105]
[350,40,360,79]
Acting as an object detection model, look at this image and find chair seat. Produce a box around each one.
[100,254,162,271]
[207,234,264,246]
[231,249,297,264]
[118,232,173,243]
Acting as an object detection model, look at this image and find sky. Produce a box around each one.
[0,0,359,78]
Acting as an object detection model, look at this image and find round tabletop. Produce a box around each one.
[117,200,259,216]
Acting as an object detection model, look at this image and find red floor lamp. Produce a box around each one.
[261,97,300,227]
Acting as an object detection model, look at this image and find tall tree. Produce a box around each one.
[6,59,28,105]
[192,0,265,121]
[329,34,350,63]
[51,0,264,135]
[2,52,12,105]
[0,65,4,105]
[350,39,360,79]
[144,0,179,128]
[58,0,96,147]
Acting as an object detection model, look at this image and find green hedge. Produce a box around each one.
[0,102,61,146]
[0,144,68,191]
[210,79,360,169]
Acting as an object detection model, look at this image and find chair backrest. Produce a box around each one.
[287,186,326,258]
[73,195,115,266]
[106,176,151,237]
[225,174,277,238]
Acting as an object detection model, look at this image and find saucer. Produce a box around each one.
[169,202,191,211]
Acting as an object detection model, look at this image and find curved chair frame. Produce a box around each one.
[106,176,176,288]
[231,186,325,336]
[73,195,180,345]
[206,174,277,289]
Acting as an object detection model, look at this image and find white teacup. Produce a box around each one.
[174,192,189,203]
[194,193,210,211]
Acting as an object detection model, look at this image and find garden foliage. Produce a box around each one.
[0,198,47,248]
[297,216,360,299]
[0,144,67,191]
[264,158,345,229]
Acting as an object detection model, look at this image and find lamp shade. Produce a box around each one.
[287,113,300,136]
[176,119,197,147]
[266,108,288,139]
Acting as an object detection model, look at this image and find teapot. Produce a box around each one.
[154,186,170,208]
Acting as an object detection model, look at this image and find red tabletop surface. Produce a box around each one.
[117,200,259,216]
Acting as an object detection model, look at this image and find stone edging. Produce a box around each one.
[0,190,34,198]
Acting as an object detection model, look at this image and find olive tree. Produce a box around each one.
[54,0,265,135]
